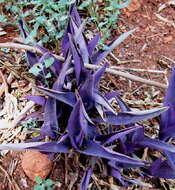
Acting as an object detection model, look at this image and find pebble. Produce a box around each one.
[21,150,53,181]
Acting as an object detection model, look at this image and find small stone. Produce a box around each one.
[164,36,173,43]
[21,150,52,181]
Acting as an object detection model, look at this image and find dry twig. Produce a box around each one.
[0,42,167,89]
[155,13,175,28]
[111,66,167,74]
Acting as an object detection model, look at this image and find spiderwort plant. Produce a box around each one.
[0,3,175,189]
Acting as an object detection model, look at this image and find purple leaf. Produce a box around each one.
[61,30,70,57]
[19,19,39,67]
[53,54,71,90]
[24,95,46,106]
[27,141,71,153]
[26,51,39,67]
[78,140,145,166]
[94,92,116,114]
[93,63,107,89]
[74,19,87,42]
[49,56,62,77]
[115,95,131,112]
[81,168,93,190]
[41,97,59,138]
[35,86,76,107]
[95,126,142,145]
[67,97,95,148]
[105,91,122,100]
[108,159,145,169]
[164,152,175,171]
[160,66,175,141]
[163,66,175,106]
[98,107,168,125]
[131,127,144,142]
[68,34,82,84]
[0,138,72,153]
[92,29,136,64]
[70,3,81,26]
[0,142,48,150]
[110,168,125,186]
[70,18,89,64]
[67,99,87,148]
[79,74,94,110]
[61,3,81,56]
[147,158,175,179]
[88,33,100,56]
[160,106,175,141]
[138,137,175,153]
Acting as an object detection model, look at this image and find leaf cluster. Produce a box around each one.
[0,0,130,45]
[0,3,175,189]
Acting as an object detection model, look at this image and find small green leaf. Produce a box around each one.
[56,30,64,39]
[32,132,40,137]
[42,35,49,43]
[30,22,40,39]
[35,176,43,184]
[36,16,46,25]
[45,179,54,186]
[29,65,41,76]
[115,0,131,9]
[59,15,68,21]
[0,15,7,22]
[11,5,19,14]
[34,184,44,190]
[45,73,52,79]
[44,57,54,68]
[66,0,76,5]
[78,0,91,9]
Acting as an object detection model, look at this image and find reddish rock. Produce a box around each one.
[21,150,53,181]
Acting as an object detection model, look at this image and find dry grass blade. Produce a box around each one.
[155,13,175,28]
[0,73,13,97]
[0,163,21,190]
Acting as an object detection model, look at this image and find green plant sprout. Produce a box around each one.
[34,176,55,190]
[28,57,54,86]
[21,118,39,133]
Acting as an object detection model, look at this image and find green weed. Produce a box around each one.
[34,176,55,190]
[0,0,131,45]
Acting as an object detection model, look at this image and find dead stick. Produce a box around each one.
[0,42,167,89]
[0,42,64,61]
[86,64,167,89]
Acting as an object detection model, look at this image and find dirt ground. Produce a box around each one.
[0,0,175,189]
